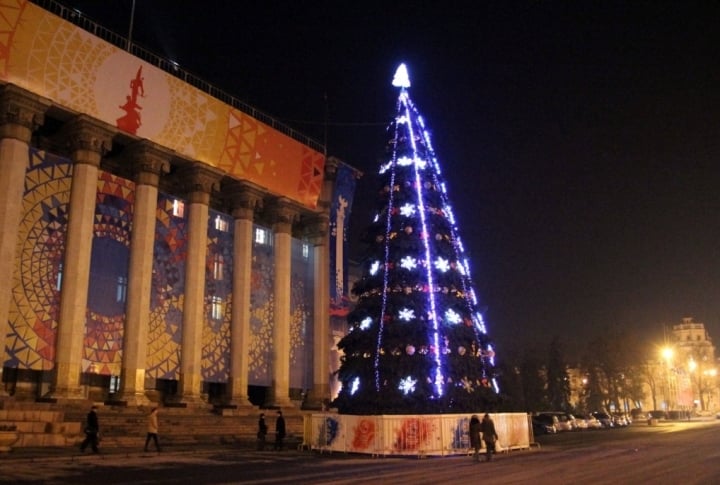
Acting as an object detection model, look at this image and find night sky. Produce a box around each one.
[64,0,720,358]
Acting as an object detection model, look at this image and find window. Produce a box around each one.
[214,215,229,232]
[255,227,271,245]
[302,243,310,258]
[213,254,224,280]
[211,296,224,320]
[116,276,128,303]
[56,263,63,291]
[172,199,185,218]
[109,375,120,394]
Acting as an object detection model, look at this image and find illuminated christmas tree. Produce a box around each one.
[334,64,498,414]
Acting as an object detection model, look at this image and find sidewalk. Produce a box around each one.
[0,440,277,464]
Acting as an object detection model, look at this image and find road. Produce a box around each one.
[1,419,719,484]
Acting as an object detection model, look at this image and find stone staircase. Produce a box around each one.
[0,407,81,447]
[1,400,307,450]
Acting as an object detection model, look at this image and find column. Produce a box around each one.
[116,141,170,406]
[227,182,264,407]
[51,116,114,400]
[304,214,331,409]
[265,198,297,408]
[177,164,222,405]
[0,85,49,396]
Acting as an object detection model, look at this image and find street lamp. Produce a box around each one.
[661,347,674,410]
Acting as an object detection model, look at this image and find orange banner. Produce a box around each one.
[0,1,324,209]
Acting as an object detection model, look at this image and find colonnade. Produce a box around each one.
[0,84,334,408]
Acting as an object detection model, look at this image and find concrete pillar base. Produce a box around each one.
[114,391,151,407]
[46,387,87,401]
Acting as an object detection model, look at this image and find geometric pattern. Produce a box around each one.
[289,239,313,388]
[5,148,71,370]
[202,209,233,383]
[82,170,134,375]
[248,237,274,385]
[146,193,187,380]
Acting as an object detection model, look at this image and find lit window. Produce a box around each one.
[214,215,229,232]
[213,254,224,280]
[211,296,224,320]
[302,243,309,258]
[109,375,120,394]
[116,276,128,303]
[56,263,63,291]
[172,199,185,218]
[255,227,271,245]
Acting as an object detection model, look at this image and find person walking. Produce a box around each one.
[144,407,161,452]
[480,413,499,461]
[80,405,100,453]
[274,410,286,451]
[257,413,268,451]
[468,414,481,462]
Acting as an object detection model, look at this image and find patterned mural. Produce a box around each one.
[83,171,134,375]
[0,1,325,209]
[202,210,233,383]
[290,239,313,389]
[249,233,274,385]
[5,148,71,370]
[147,193,187,380]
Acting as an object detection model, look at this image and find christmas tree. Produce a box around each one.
[334,64,498,415]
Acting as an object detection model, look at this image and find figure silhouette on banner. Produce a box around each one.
[117,66,145,134]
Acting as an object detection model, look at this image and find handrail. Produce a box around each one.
[29,0,326,153]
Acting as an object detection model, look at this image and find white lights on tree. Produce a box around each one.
[350,377,360,395]
[369,261,380,275]
[392,63,411,88]
[360,317,372,330]
[434,257,450,272]
[399,376,417,395]
[414,157,428,170]
[399,203,416,217]
[445,308,462,324]
[400,256,418,270]
[378,161,392,174]
[398,308,415,321]
[397,156,413,166]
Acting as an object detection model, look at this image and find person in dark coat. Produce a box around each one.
[257,413,268,451]
[274,410,286,451]
[468,414,482,462]
[480,413,499,461]
[80,405,100,453]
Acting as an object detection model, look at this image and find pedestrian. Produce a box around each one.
[274,410,286,451]
[80,405,100,453]
[480,413,499,461]
[144,407,161,452]
[468,414,481,462]
[257,412,268,450]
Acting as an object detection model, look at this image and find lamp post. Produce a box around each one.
[661,347,674,411]
[688,358,698,411]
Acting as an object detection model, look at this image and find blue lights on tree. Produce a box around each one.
[334,64,498,414]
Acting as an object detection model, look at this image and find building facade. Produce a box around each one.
[0,1,358,409]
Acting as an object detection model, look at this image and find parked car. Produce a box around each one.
[630,409,647,421]
[591,411,614,428]
[574,416,588,430]
[532,413,559,434]
[612,413,629,427]
[647,410,668,420]
[577,414,602,429]
[555,412,579,431]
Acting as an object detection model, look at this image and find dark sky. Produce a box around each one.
[64,0,720,358]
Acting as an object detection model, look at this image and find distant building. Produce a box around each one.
[664,317,718,412]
